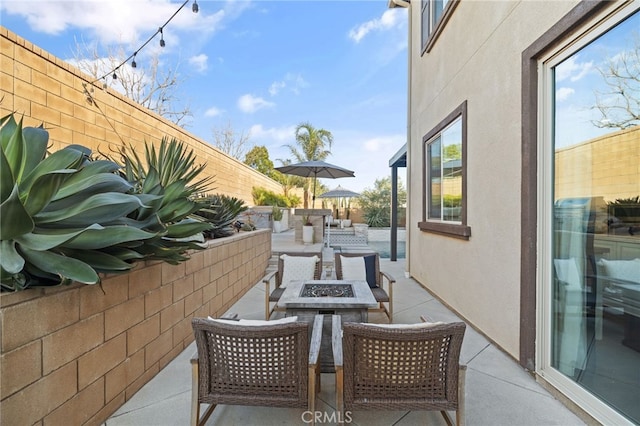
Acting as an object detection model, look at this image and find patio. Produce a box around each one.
[104,229,585,426]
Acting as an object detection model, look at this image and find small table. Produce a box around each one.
[278,279,377,372]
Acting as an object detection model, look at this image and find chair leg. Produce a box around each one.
[191,361,200,426]
[335,367,344,424]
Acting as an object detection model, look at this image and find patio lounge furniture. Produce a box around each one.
[191,314,323,426]
[331,315,467,425]
[334,252,395,322]
[263,251,323,320]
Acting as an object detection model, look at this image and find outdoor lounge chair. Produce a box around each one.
[191,315,323,426]
[334,252,395,322]
[331,315,467,425]
[263,251,323,320]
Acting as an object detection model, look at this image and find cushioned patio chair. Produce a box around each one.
[331,315,467,425]
[191,315,323,426]
[334,252,395,322]
[263,251,323,320]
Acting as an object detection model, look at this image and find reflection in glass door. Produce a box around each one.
[549,8,639,423]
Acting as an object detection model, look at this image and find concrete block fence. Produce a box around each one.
[0,229,271,425]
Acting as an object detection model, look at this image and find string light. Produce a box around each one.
[92,0,199,87]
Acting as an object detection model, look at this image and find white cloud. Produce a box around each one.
[268,73,308,96]
[555,87,575,102]
[269,81,286,96]
[1,0,232,49]
[188,54,208,73]
[237,94,276,113]
[249,124,296,143]
[204,107,224,117]
[555,55,594,83]
[348,9,403,43]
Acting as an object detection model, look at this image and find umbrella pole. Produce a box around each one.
[312,173,317,208]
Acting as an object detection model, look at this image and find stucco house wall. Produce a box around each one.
[406,1,579,357]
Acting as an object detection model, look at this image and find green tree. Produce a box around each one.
[285,122,334,208]
[244,145,275,176]
[359,177,407,227]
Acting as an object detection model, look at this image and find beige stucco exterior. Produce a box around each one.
[405,1,580,358]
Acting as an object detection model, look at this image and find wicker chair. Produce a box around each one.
[331,315,467,425]
[191,315,323,426]
[334,252,395,322]
[263,251,323,320]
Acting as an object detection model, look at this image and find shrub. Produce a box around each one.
[195,194,249,238]
[252,187,290,207]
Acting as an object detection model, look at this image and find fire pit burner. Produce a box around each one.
[301,284,354,298]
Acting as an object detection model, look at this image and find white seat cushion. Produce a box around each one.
[598,258,640,284]
[280,254,319,288]
[360,321,445,329]
[208,316,298,326]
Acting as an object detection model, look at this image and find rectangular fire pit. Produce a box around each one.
[301,283,354,298]
[278,279,378,372]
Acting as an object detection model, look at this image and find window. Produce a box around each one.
[421,0,459,54]
[420,101,470,239]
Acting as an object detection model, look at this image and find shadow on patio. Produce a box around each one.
[105,230,585,426]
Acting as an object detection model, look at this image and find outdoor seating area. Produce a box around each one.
[104,229,586,426]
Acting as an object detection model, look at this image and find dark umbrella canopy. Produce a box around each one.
[275,160,355,207]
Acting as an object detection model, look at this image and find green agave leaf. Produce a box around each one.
[21,125,50,176]
[20,246,100,284]
[102,246,146,261]
[20,147,84,194]
[15,224,103,250]
[35,193,147,226]
[0,240,25,274]
[157,198,200,223]
[60,248,133,272]
[0,139,16,202]
[164,219,211,238]
[23,169,75,215]
[62,225,157,249]
[1,116,25,184]
[54,168,131,201]
[0,184,34,240]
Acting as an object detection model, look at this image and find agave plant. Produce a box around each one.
[0,114,158,291]
[111,137,214,263]
[195,194,248,239]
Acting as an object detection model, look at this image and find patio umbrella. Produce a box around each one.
[275,160,355,207]
[317,185,360,199]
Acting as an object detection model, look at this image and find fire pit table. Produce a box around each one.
[277,279,377,372]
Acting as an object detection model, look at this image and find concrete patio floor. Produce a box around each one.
[105,229,586,426]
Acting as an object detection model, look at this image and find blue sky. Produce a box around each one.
[1,0,409,194]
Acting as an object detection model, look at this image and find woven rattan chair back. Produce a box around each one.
[263,251,323,319]
[191,316,323,426]
[333,317,467,425]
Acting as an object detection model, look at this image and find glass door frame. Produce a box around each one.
[535,1,639,424]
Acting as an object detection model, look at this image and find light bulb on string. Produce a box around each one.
[131,53,137,68]
[159,27,165,47]
[112,71,117,80]
[192,0,199,13]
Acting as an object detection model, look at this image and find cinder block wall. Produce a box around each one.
[0,229,271,425]
[0,26,282,203]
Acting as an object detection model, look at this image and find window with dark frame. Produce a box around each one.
[420,101,471,239]
[421,0,460,54]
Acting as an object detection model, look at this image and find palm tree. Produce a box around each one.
[285,122,334,208]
